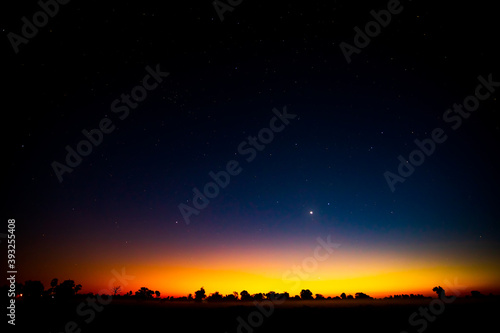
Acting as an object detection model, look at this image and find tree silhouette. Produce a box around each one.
[223,292,239,301]
[315,294,325,300]
[355,292,372,299]
[23,280,44,300]
[432,286,445,298]
[195,287,206,301]
[265,291,276,300]
[240,290,252,301]
[253,293,263,301]
[75,284,82,294]
[111,286,121,296]
[207,291,223,301]
[55,280,79,300]
[340,292,347,300]
[135,287,154,299]
[300,289,313,300]
[155,290,161,298]
[49,278,58,296]
[279,292,290,300]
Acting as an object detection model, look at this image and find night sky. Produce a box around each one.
[3,0,499,298]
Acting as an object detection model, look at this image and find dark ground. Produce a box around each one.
[15,297,499,333]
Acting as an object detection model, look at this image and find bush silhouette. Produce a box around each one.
[53,279,81,300]
[432,286,445,298]
[300,289,313,300]
[240,290,253,301]
[195,287,206,301]
[23,280,44,300]
[207,291,223,301]
[135,287,154,299]
[355,292,372,299]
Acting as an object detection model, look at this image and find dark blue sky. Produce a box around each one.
[3,0,499,295]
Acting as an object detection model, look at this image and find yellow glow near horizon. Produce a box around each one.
[26,239,500,298]
[69,259,499,299]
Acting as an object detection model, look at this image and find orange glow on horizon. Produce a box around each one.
[22,236,500,299]
[27,255,499,299]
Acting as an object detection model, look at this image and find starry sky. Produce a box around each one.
[3,0,500,297]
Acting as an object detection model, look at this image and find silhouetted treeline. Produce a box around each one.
[188,288,370,301]
[3,281,498,302]
[383,294,430,300]
[2,278,81,302]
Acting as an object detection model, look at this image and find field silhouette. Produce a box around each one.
[7,281,500,333]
